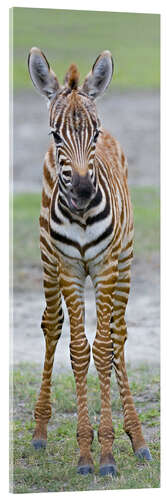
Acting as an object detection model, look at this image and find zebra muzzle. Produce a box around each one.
[69,172,96,212]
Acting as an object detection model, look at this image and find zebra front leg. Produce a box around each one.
[70,337,94,474]
[32,262,64,450]
[60,270,94,474]
[92,261,118,476]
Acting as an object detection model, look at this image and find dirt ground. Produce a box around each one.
[13,89,160,191]
[12,89,160,370]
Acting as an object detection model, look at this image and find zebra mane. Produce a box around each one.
[64,64,80,90]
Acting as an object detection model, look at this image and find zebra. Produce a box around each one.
[28,47,152,476]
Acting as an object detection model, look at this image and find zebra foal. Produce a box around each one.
[28,47,152,475]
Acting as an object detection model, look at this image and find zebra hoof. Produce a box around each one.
[99,463,117,477]
[77,464,94,475]
[32,438,46,450]
[77,455,94,475]
[135,447,152,461]
[99,452,117,477]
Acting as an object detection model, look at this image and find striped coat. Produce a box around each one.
[28,47,152,476]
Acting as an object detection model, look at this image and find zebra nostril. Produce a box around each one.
[72,172,95,201]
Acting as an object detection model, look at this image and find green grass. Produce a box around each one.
[10,363,160,493]
[12,187,160,269]
[131,187,160,255]
[10,8,160,90]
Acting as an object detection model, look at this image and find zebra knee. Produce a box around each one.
[92,337,113,375]
[70,337,91,378]
[41,306,64,337]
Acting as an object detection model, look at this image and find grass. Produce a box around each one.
[10,362,160,493]
[12,187,160,269]
[10,8,160,90]
[131,187,160,255]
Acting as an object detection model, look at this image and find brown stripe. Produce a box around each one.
[39,215,49,232]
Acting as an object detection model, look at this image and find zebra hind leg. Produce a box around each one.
[114,347,152,461]
[111,259,152,461]
[32,301,64,450]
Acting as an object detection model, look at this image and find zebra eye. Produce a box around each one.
[52,131,62,144]
[93,130,100,143]
[62,168,72,180]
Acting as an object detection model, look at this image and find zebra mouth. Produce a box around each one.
[67,194,87,214]
[71,197,79,210]
[70,197,85,213]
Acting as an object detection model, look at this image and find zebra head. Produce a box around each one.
[28,48,114,213]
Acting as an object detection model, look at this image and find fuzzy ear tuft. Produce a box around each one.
[82,51,114,99]
[28,47,60,99]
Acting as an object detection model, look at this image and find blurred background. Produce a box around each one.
[12,7,160,369]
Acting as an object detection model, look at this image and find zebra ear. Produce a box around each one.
[82,51,114,99]
[28,47,60,100]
